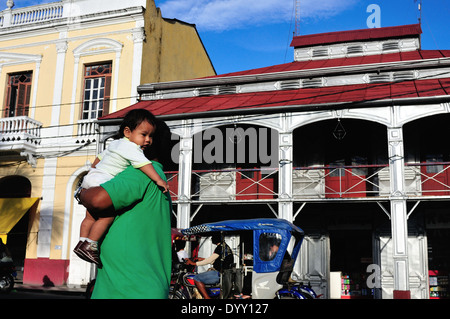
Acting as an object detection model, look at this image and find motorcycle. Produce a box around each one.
[170,263,221,299]
[170,218,320,299]
[0,261,16,293]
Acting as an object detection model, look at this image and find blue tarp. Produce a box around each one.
[181,218,304,236]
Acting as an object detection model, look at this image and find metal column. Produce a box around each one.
[176,133,193,230]
[387,127,410,298]
[278,128,293,222]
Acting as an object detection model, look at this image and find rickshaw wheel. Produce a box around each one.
[277,295,297,299]
[276,292,302,299]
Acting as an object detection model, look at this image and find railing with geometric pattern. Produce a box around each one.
[165,162,450,202]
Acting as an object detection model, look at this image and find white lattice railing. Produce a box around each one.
[166,168,279,202]
[166,163,450,202]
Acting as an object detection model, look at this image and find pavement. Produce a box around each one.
[8,271,87,296]
[13,281,87,296]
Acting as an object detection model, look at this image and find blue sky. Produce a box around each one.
[9,0,450,75]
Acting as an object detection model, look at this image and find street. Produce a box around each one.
[0,288,85,299]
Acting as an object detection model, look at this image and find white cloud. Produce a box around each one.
[156,0,356,32]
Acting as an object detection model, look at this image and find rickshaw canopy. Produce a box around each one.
[181,218,304,236]
[172,228,197,242]
[182,218,304,273]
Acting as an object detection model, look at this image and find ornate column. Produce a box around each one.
[387,127,410,298]
[49,38,68,137]
[278,116,293,222]
[176,121,194,229]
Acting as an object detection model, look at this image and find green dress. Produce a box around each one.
[91,162,171,299]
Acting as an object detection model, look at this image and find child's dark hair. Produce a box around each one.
[118,109,156,138]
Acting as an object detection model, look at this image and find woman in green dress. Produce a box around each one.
[80,118,172,299]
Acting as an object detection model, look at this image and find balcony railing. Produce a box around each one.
[0,2,64,28]
[165,162,450,202]
[0,116,42,152]
[76,119,98,143]
[166,168,279,202]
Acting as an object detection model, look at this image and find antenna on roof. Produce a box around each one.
[415,0,422,47]
[415,0,422,25]
[294,0,300,36]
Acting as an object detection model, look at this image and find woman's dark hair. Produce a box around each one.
[118,109,156,138]
[144,118,173,166]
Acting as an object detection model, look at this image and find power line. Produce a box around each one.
[26,94,139,111]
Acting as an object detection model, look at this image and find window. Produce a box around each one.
[259,232,282,261]
[4,72,32,118]
[82,62,112,120]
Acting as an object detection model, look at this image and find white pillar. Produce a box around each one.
[176,130,193,229]
[38,157,58,258]
[50,39,68,130]
[130,27,145,104]
[278,130,293,222]
[387,127,410,298]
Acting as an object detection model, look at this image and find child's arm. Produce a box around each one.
[139,163,169,193]
[91,157,100,168]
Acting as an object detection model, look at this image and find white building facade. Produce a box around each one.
[100,24,450,299]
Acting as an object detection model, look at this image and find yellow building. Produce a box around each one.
[0,0,215,286]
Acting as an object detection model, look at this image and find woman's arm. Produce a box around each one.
[79,186,115,216]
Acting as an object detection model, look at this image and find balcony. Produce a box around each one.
[0,2,64,28]
[0,116,42,154]
[165,162,450,203]
[0,0,147,31]
[76,119,98,144]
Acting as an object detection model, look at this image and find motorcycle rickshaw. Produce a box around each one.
[170,218,317,299]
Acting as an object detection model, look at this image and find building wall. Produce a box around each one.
[155,100,450,299]
[141,2,215,84]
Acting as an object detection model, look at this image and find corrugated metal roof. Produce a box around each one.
[211,50,450,78]
[290,24,422,48]
[101,78,450,120]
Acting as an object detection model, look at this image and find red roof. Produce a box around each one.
[290,24,422,48]
[213,50,450,78]
[101,78,450,120]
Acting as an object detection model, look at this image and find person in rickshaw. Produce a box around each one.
[175,240,189,263]
[186,233,233,299]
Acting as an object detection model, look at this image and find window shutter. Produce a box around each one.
[102,74,111,116]
[24,83,31,116]
[3,86,11,117]
[16,83,26,116]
